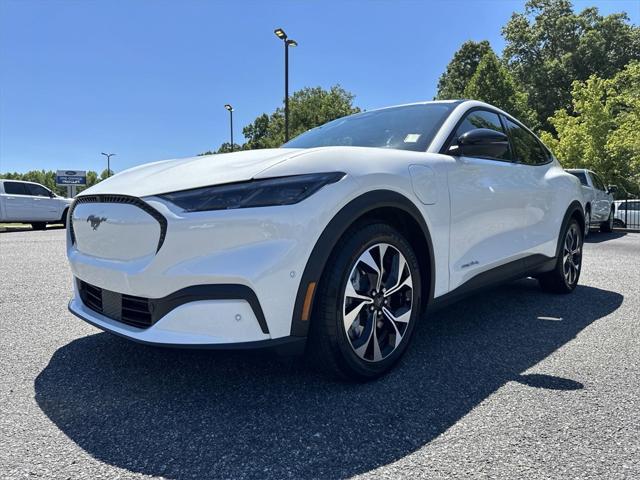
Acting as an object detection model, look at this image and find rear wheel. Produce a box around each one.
[31,222,46,230]
[600,208,614,232]
[584,209,590,237]
[538,218,583,294]
[613,218,626,228]
[306,223,422,380]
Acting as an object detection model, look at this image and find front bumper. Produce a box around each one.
[68,297,306,354]
[66,176,359,345]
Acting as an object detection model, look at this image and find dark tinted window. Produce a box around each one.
[591,173,606,191]
[283,103,455,152]
[568,171,589,186]
[617,202,639,211]
[504,118,549,165]
[3,181,29,195]
[454,110,511,161]
[26,183,51,197]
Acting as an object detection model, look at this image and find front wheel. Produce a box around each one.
[538,218,583,294]
[306,223,422,380]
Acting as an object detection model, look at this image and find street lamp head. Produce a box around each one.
[274,28,287,40]
[286,39,298,47]
[224,104,233,112]
[101,152,115,157]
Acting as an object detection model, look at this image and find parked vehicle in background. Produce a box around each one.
[614,199,640,229]
[0,179,72,229]
[565,169,615,234]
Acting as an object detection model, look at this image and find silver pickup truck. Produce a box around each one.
[565,169,616,234]
[0,179,72,230]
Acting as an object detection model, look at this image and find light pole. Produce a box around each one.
[274,28,298,142]
[224,104,234,152]
[101,152,115,177]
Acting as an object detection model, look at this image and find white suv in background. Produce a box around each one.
[0,179,72,230]
[614,199,639,229]
[565,169,615,234]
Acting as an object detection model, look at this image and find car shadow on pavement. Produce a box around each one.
[35,280,622,479]
[585,231,627,243]
[0,225,65,234]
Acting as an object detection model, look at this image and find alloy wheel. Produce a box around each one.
[562,224,582,286]
[342,243,413,362]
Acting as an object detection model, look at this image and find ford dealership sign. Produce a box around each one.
[56,170,87,185]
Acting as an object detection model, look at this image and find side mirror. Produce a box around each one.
[607,185,618,194]
[449,128,510,159]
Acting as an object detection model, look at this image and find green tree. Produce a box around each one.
[540,61,640,193]
[99,169,113,180]
[201,85,360,154]
[244,85,360,149]
[502,0,640,129]
[435,40,492,100]
[463,51,537,127]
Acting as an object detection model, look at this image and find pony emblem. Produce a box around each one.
[87,215,107,231]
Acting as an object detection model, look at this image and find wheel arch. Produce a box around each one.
[555,200,585,258]
[290,190,435,337]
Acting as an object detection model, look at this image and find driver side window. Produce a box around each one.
[454,110,512,161]
[591,173,606,192]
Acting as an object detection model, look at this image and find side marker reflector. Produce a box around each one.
[301,282,317,321]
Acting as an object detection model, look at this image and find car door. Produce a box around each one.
[590,173,610,220]
[501,117,558,254]
[446,109,533,291]
[25,183,60,221]
[1,181,33,221]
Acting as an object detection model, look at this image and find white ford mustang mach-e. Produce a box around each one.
[67,100,585,379]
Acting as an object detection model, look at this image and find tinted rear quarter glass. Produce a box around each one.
[568,171,589,186]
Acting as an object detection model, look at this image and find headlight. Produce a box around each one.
[159,172,345,212]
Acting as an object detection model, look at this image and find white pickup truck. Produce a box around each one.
[0,179,73,230]
[565,169,616,234]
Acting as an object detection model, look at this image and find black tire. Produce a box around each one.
[538,218,583,294]
[600,208,614,232]
[60,208,69,228]
[584,208,590,238]
[613,218,626,228]
[306,222,422,380]
[31,222,47,230]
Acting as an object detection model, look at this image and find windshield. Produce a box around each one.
[282,103,456,152]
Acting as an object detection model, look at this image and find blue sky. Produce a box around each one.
[1,0,638,173]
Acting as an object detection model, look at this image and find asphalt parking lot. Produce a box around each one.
[1,228,638,479]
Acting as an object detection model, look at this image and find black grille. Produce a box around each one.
[69,194,167,253]
[78,280,153,329]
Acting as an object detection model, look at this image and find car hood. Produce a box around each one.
[79,148,311,198]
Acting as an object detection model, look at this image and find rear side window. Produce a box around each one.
[568,171,589,186]
[26,183,51,197]
[504,118,549,165]
[3,182,29,195]
[454,110,512,161]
